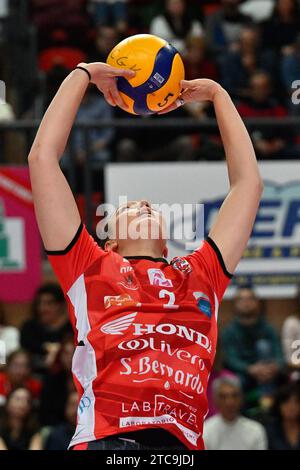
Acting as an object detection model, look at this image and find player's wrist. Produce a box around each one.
[75,63,92,82]
[211,83,226,102]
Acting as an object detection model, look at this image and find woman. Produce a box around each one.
[0,387,42,450]
[150,0,203,54]
[0,350,42,405]
[266,383,300,450]
[20,283,72,373]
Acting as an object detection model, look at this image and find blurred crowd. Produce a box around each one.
[0,282,300,450]
[1,0,300,164]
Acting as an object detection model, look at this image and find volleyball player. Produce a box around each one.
[28,62,263,450]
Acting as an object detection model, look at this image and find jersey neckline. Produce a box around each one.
[124,255,169,264]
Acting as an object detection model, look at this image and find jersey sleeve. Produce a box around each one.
[46,223,103,293]
[185,236,233,302]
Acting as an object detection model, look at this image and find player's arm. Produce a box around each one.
[28,62,134,251]
[161,79,263,274]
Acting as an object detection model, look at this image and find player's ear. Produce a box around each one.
[104,240,118,252]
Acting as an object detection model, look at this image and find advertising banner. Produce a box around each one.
[106,162,300,298]
[0,166,41,302]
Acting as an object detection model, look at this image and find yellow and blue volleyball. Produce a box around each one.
[106,34,185,115]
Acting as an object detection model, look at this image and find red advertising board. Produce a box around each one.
[0,166,41,302]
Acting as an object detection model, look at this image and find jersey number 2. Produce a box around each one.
[159,289,175,306]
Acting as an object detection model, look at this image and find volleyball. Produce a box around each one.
[106,34,185,115]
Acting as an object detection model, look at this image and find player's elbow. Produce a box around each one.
[28,142,43,165]
[254,175,264,196]
[28,144,58,167]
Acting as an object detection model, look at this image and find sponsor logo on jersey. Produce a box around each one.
[147,268,173,287]
[101,314,211,352]
[100,312,138,335]
[120,394,201,447]
[193,292,212,319]
[170,257,192,274]
[104,293,137,309]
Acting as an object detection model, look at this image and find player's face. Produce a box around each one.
[113,200,167,244]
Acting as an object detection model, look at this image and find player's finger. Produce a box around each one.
[110,82,128,108]
[108,90,117,106]
[180,79,195,89]
[157,98,184,115]
[101,89,116,107]
[109,67,136,79]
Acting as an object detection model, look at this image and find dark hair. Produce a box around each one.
[0,387,40,438]
[234,286,257,300]
[32,282,65,317]
[6,349,32,369]
[271,383,300,420]
[50,332,74,374]
[164,0,194,40]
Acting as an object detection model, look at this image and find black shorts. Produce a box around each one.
[72,428,188,450]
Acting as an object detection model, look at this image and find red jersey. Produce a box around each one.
[47,224,232,450]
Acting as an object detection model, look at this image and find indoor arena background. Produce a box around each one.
[0,0,300,451]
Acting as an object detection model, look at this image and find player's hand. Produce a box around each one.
[158,79,223,114]
[79,62,135,108]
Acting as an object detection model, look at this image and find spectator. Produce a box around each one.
[266,383,300,450]
[261,0,300,53]
[87,25,119,63]
[89,0,128,34]
[281,286,300,370]
[183,36,218,81]
[221,288,284,409]
[219,25,277,99]
[203,375,267,450]
[206,347,237,418]
[236,71,298,159]
[64,86,114,168]
[0,350,42,406]
[150,0,203,54]
[44,390,77,450]
[0,387,42,450]
[205,0,252,54]
[0,303,20,358]
[20,283,72,373]
[40,335,75,426]
[239,0,274,22]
